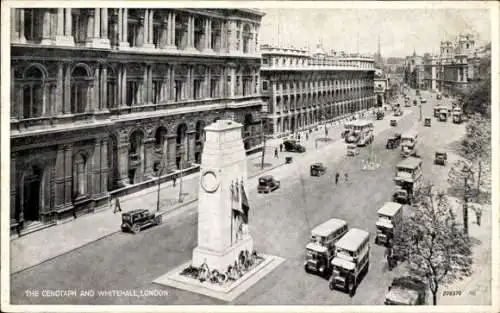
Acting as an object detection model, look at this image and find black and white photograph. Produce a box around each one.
[1,1,498,311]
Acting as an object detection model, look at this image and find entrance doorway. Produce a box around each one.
[22,166,42,221]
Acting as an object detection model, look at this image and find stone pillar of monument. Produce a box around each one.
[192,119,253,272]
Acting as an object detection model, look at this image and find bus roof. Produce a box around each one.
[351,120,373,127]
[377,202,402,217]
[335,228,369,252]
[402,130,417,138]
[311,218,347,237]
[396,157,422,170]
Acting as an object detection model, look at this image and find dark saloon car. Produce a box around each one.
[310,162,327,177]
[283,140,306,153]
[257,175,280,193]
[121,209,162,234]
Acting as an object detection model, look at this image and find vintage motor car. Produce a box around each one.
[375,202,403,246]
[439,109,448,122]
[121,209,162,234]
[283,139,306,153]
[257,175,280,193]
[412,100,417,106]
[376,111,385,120]
[420,98,427,103]
[390,119,397,127]
[346,144,359,156]
[434,151,448,166]
[386,134,401,149]
[392,187,411,205]
[310,162,327,176]
[385,276,427,305]
[424,118,431,127]
[436,94,442,100]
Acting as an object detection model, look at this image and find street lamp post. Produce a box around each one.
[178,151,184,203]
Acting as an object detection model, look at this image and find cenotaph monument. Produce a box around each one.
[154,120,283,301]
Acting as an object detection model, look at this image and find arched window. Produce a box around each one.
[71,65,91,114]
[22,66,45,119]
[73,154,87,197]
[154,126,167,150]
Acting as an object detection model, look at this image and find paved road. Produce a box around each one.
[12,90,483,305]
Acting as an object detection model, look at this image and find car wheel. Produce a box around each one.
[329,280,335,291]
[121,227,127,233]
[304,266,311,273]
[132,224,140,234]
[155,215,162,225]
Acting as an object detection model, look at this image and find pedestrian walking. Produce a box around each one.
[344,172,349,183]
[172,175,177,187]
[298,134,301,140]
[306,133,309,140]
[335,172,340,185]
[113,197,122,214]
[279,143,283,152]
[475,207,483,226]
[16,212,24,237]
[72,206,77,219]
[274,148,279,158]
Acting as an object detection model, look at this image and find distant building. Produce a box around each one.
[404,50,425,90]
[374,69,389,107]
[260,44,376,138]
[422,34,489,95]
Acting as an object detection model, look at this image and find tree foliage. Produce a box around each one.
[394,183,473,305]
[456,56,491,118]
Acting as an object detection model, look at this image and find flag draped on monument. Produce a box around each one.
[241,182,250,224]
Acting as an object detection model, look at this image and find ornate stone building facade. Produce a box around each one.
[422,34,485,95]
[260,45,375,138]
[10,8,264,231]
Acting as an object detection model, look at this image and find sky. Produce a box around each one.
[259,8,491,57]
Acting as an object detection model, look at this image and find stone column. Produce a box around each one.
[143,9,155,49]
[147,65,153,103]
[118,8,123,41]
[123,64,128,106]
[101,65,108,110]
[228,20,236,52]
[117,142,130,186]
[54,147,65,208]
[65,9,72,36]
[100,139,109,194]
[170,12,176,48]
[57,9,64,36]
[187,131,196,164]
[63,145,73,208]
[91,140,102,196]
[166,135,177,171]
[144,138,155,178]
[159,17,168,49]
[101,8,108,40]
[55,63,64,115]
[206,19,212,51]
[93,67,100,112]
[186,15,195,50]
[142,64,148,103]
[228,65,236,97]
[64,63,71,114]
[11,9,18,42]
[169,65,175,101]
[119,8,129,48]
[41,10,53,45]
[94,8,101,39]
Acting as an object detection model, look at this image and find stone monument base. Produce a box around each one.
[192,236,254,273]
[153,253,284,302]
